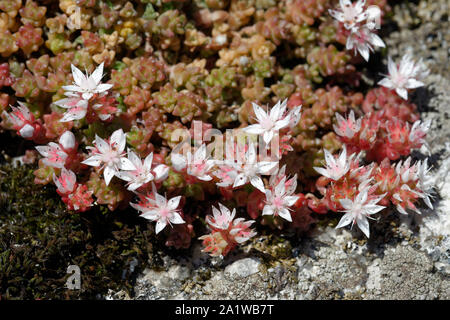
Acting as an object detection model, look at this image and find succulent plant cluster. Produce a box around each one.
[0,0,434,257]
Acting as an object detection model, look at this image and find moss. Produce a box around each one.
[0,163,161,300]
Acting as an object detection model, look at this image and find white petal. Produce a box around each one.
[171,153,187,171]
[243,124,265,135]
[170,212,185,225]
[110,129,126,152]
[96,83,113,93]
[252,103,267,122]
[233,173,248,188]
[19,124,34,138]
[59,131,76,150]
[356,216,370,238]
[167,196,181,210]
[257,161,278,175]
[95,135,110,154]
[336,212,354,229]
[71,64,87,87]
[143,153,154,170]
[103,165,116,185]
[82,155,102,167]
[155,220,167,234]
[153,164,169,181]
[250,176,266,193]
[396,88,408,100]
[378,78,394,89]
[119,157,136,171]
[358,45,370,62]
[406,78,424,89]
[91,62,104,85]
[60,107,87,122]
[263,130,274,144]
[262,205,274,216]
[278,208,292,222]
[35,146,50,157]
[285,196,299,207]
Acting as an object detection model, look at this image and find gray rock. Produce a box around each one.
[224,258,261,279]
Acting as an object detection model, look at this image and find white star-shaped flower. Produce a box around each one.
[378,54,426,100]
[62,62,113,101]
[243,100,291,145]
[314,146,353,181]
[134,185,185,234]
[206,203,236,230]
[336,187,385,238]
[346,25,385,61]
[116,150,169,191]
[81,129,136,186]
[171,144,215,181]
[262,176,299,222]
[232,143,278,193]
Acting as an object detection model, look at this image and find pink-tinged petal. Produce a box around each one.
[82,155,102,167]
[155,220,167,234]
[35,145,50,157]
[167,196,181,210]
[103,165,116,185]
[335,212,354,229]
[194,144,207,163]
[278,208,292,222]
[60,106,87,122]
[59,131,76,150]
[19,124,34,138]
[118,157,136,171]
